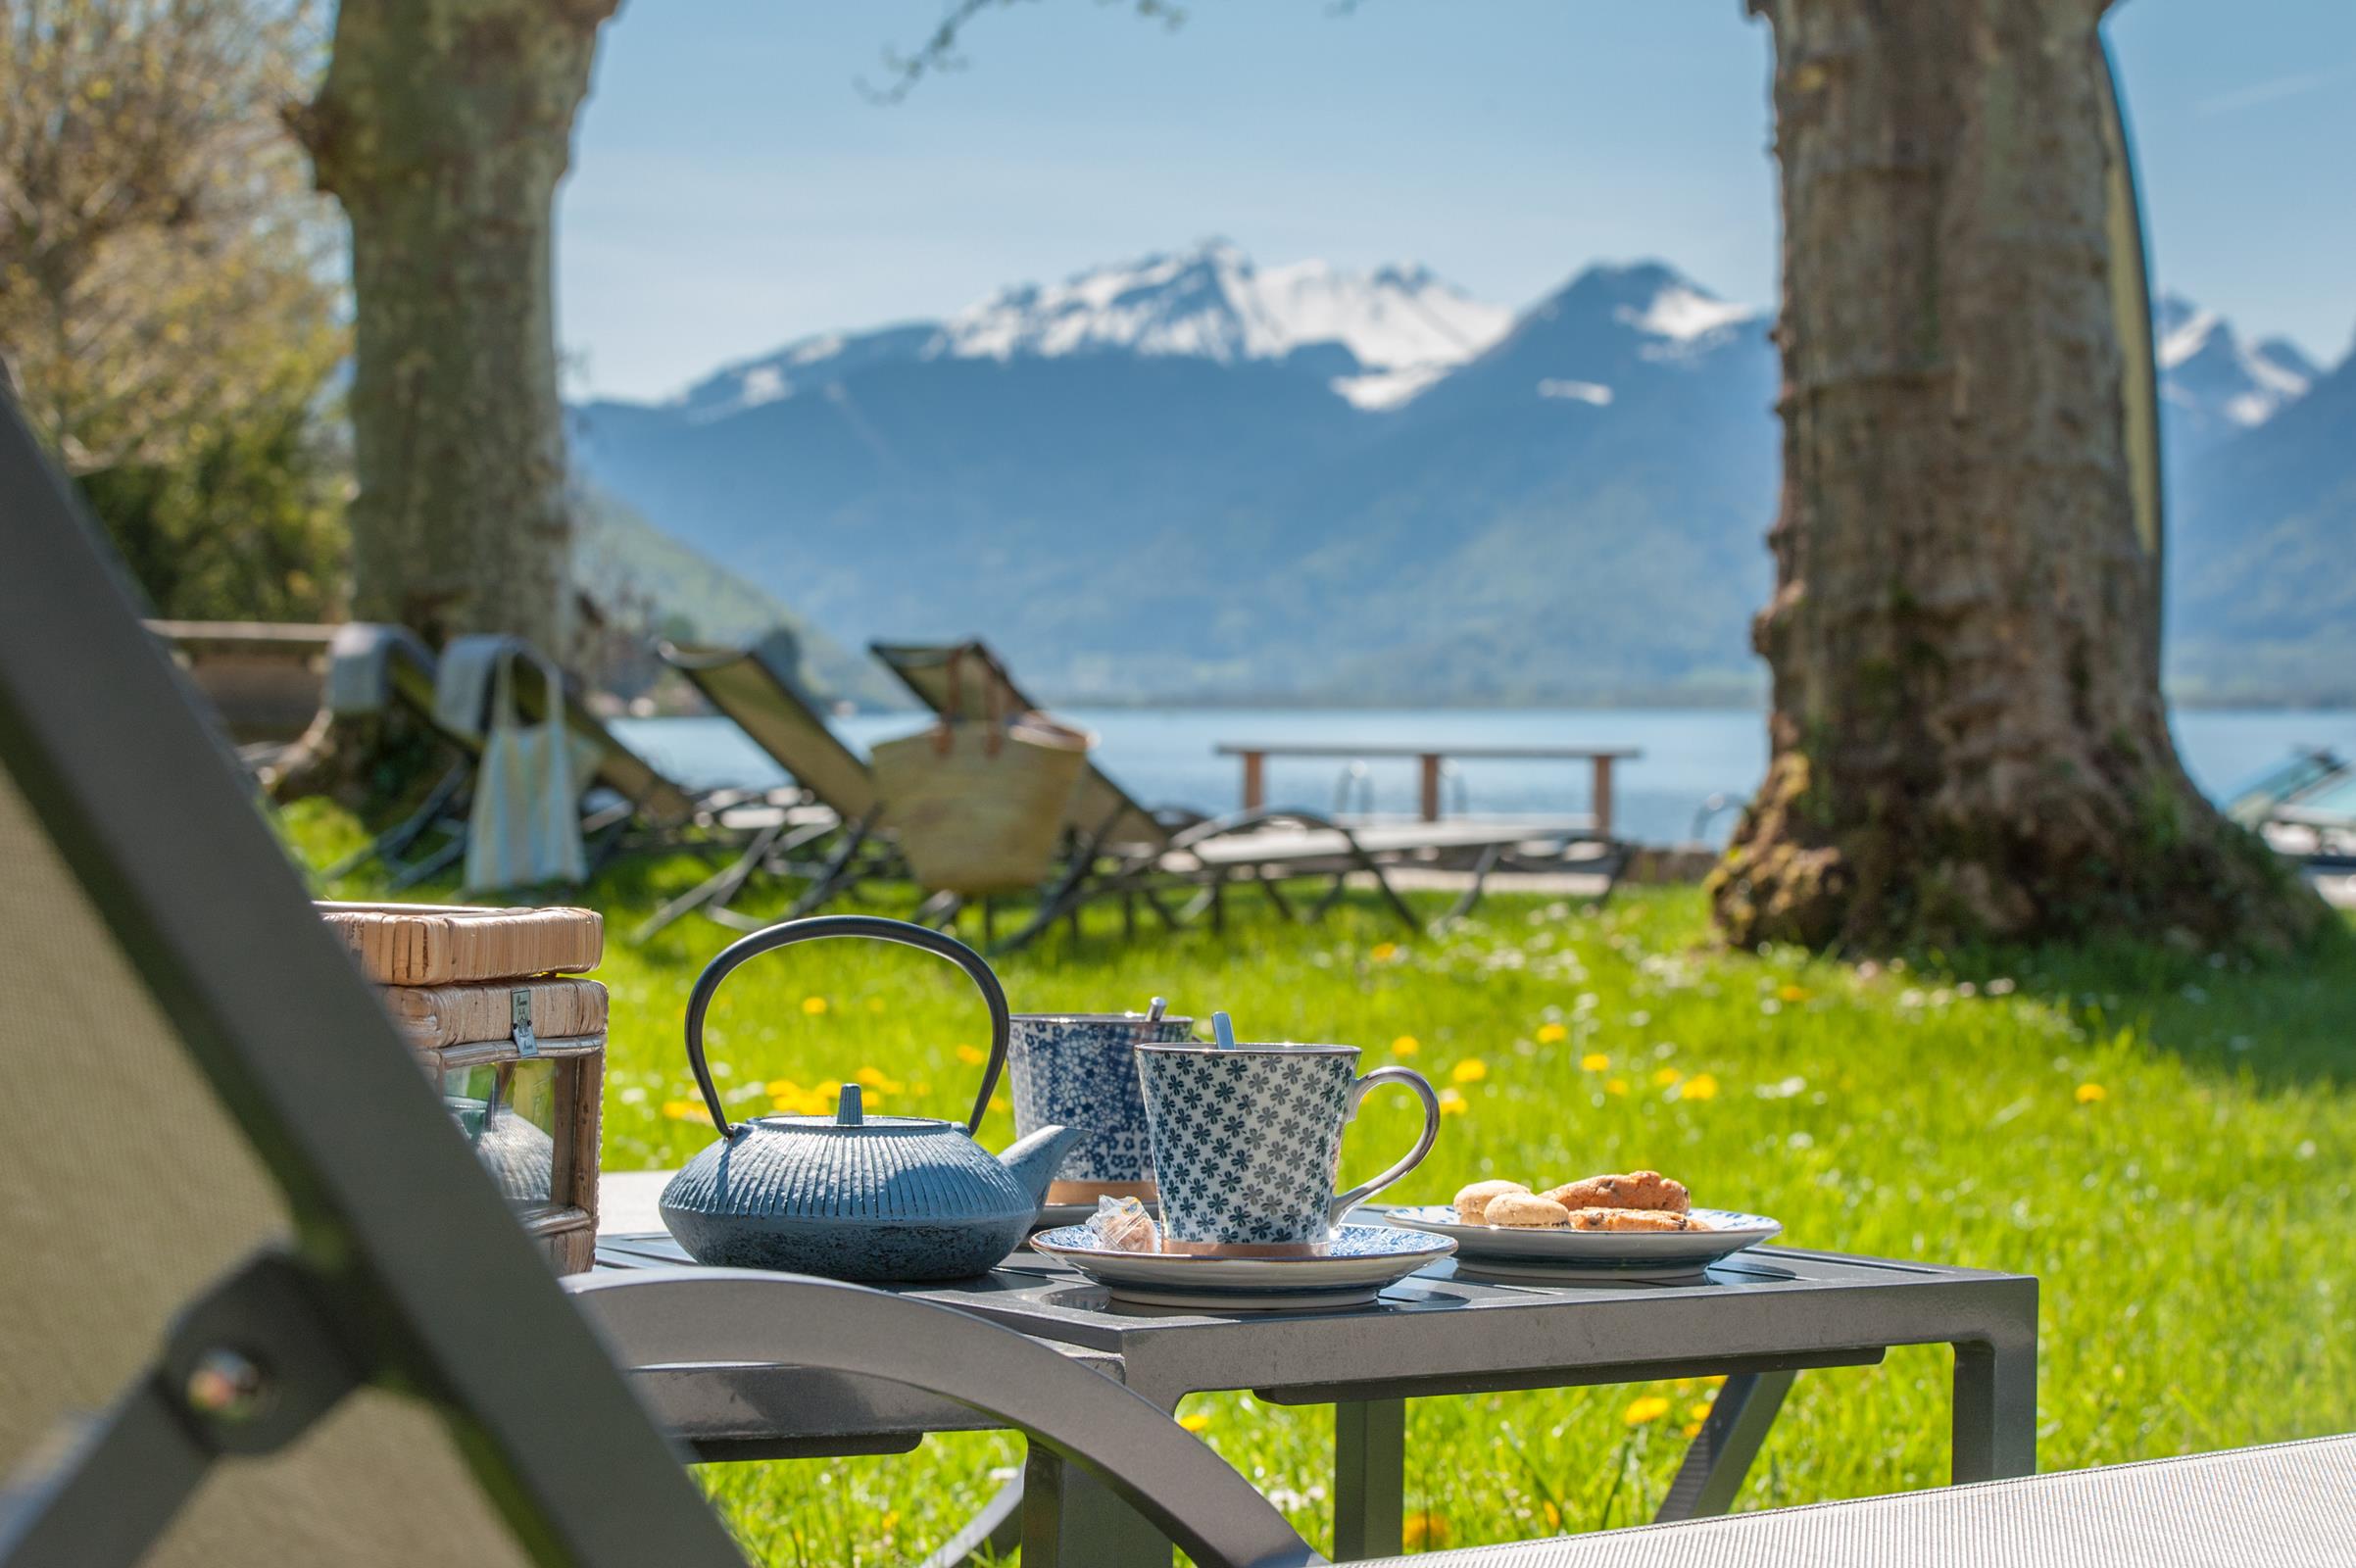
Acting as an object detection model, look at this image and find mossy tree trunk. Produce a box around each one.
[294,0,620,654]
[1712,0,2323,951]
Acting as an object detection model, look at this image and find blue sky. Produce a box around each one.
[558,1,2356,400]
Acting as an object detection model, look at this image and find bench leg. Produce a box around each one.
[1333,1397,1405,1560]
[1653,1369,1795,1522]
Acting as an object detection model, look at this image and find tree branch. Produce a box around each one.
[859,0,1184,105]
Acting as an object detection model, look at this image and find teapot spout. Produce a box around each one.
[999,1123,1089,1208]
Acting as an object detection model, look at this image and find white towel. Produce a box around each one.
[324,622,430,717]
[434,633,518,742]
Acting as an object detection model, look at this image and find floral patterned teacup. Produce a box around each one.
[1007,1011,1196,1203]
[1134,1041,1441,1248]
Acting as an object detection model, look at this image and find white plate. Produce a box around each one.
[1382,1205,1781,1282]
[1029,1222,1455,1310]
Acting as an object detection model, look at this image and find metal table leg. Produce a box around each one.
[1652,1369,1795,1522]
[1333,1398,1405,1560]
[1951,1326,2038,1481]
[1021,1446,1171,1567]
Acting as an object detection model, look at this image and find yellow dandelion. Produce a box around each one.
[1402,1511,1451,1549]
[661,1100,705,1121]
[1535,1022,1568,1044]
[955,1045,989,1065]
[988,1095,1009,1113]
[1651,1066,1683,1087]
[764,1078,801,1098]
[1622,1395,1672,1426]
[1581,1053,1610,1072]
[1178,1412,1211,1434]
[854,1065,905,1094]
[1391,1035,1420,1055]
[1777,983,1811,1003]
[880,1510,899,1534]
[1689,1401,1714,1423]
[1541,1500,1563,1531]
[1681,1072,1720,1102]
[1451,1058,1489,1084]
[1440,1096,1469,1117]
[1369,941,1399,961]
[2075,1082,2108,1104]
[802,996,829,1016]
[1683,1420,1704,1439]
[1605,1077,1629,1097]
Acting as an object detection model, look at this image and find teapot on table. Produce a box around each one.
[659,914,1084,1283]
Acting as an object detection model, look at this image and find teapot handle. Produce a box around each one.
[684,913,1011,1139]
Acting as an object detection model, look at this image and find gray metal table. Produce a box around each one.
[595,1227,2036,1567]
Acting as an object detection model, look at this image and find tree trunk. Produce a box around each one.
[295,0,620,654]
[1713,0,2323,952]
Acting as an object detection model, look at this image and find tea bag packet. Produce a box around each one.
[1087,1194,1160,1252]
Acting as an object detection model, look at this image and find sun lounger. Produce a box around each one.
[870,639,1168,851]
[632,634,898,938]
[6,389,2349,1568]
[871,639,1622,943]
[319,622,699,889]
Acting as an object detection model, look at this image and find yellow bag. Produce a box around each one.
[869,651,1092,895]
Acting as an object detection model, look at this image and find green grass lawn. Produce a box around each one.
[289,803,2356,1563]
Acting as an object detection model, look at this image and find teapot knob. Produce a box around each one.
[835,1084,864,1126]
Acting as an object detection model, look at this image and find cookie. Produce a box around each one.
[1563,1206,1708,1232]
[1484,1192,1574,1229]
[1452,1179,1531,1224]
[1542,1170,1691,1214]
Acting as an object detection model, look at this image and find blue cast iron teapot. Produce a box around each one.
[659,914,1084,1282]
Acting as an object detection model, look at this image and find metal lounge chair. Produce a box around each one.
[632,633,897,939]
[319,622,701,888]
[7,367,2355,1568]
[869,639,1558,945]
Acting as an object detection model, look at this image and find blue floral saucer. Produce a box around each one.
[1029,1222,1455,1309]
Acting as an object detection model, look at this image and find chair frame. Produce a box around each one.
[319,625,703,891]
[631,638,903,940]
[0,389,1331,1568]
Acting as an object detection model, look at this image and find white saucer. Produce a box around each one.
[1382,1205,1781,1283]
[1029,1222,1455,1310]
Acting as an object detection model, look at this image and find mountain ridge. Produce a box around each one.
[573,242,2353,707]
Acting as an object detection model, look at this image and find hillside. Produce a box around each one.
[571,492,903,707]
[2170,336,2356,705]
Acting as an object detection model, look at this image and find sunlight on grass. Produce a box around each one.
[282,800,2356,1561]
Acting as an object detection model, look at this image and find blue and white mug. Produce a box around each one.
[1135,1042,1442,1248]
[1007,1012,1197,1202]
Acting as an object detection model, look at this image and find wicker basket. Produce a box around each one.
[871,708,1091,896]
[319,901,601,985]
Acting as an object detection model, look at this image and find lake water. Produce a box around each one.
[611,707,2356,847]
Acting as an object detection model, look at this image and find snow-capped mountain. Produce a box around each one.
[2158,293,2318,447]
[675,240,1511,419]
[575,247,2350,705]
